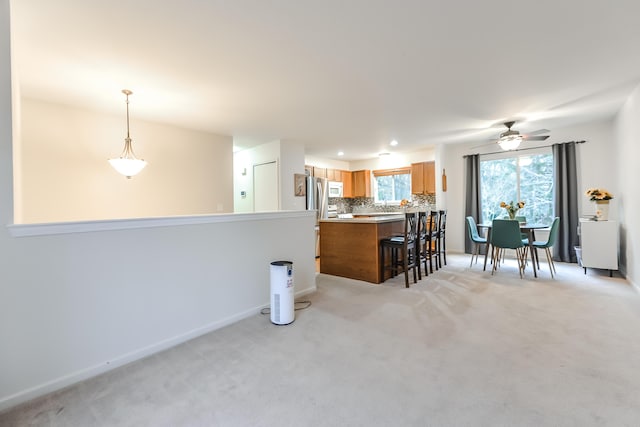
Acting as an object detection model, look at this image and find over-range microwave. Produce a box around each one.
[328,181,343,197]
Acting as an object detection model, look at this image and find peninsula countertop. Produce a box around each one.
[319,214,404,224]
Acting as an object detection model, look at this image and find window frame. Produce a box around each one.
[479,147,554,224]
[372,167,412,204]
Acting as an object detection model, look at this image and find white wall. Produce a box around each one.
[17,98,234,223]
[1,7,316,411]
[279,140,306,211]
[233,140,306,213]
[0,213,316,411]
[615,83,640,285]
[440,119,616,254]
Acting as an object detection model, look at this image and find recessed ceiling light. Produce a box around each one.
[390,140,398,146]
[337,151,344,156]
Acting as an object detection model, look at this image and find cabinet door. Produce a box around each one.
[342,171,353,198]
[305,165,314,176]
[325,168,334,181]
[313,166,327,179]
[333,169,342,182]
[411,163,424,194]
[411,161,436,194]
[423,161,436,194]
[580,220,618,270]
[352,170,371,197]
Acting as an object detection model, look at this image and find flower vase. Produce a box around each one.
[508,211,516,220]
[595,200,609,221]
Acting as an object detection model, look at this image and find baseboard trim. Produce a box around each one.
[0,285,316,413]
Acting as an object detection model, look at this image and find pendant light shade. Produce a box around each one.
[109,89,147,178]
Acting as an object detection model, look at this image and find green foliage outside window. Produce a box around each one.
[480,152,554,224]
[375,173,411,203]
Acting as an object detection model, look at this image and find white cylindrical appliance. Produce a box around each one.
[270,261,295,325]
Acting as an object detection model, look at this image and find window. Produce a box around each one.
[373,168,411,203]
[480,150,554,224]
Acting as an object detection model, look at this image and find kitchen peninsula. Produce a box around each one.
[319,214,405,283]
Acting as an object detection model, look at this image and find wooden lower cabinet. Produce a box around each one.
[319,219,404,283]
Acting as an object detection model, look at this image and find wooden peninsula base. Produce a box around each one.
[319,215,404,283]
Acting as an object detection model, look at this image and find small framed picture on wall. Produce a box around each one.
[294,174,306,197]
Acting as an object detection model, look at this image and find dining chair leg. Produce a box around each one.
[544,247,556,278]
[491,248,500,275]
[483,243,492,271]
[470,244,476,267]
[517,247,525,278]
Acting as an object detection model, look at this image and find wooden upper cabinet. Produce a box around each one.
[342,171,353,198]
[423,161,435,194]
[313,166,327,179]
[411,163,424,194]
[411,161,435,194]
[305,165,314,176]
[352,170,371,198]
[326,168,343,182]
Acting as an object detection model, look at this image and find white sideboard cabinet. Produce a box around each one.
[578,219,618,276]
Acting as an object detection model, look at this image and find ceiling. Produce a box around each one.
[10,0,640,160]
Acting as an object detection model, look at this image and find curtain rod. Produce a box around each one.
[463,140,586,158]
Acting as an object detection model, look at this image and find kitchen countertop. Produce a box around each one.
[350,211,404,216]
[320,214,404,224]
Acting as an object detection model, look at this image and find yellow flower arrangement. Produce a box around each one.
[399,199,410,207]
[585,188,613,201]
[500,200,525,219]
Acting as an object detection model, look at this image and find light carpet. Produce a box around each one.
[2,254,639,426]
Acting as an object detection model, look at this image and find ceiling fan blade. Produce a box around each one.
[526,129,550,136]
[524,135,550,141]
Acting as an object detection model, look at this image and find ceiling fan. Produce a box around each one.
[492,121,550,151]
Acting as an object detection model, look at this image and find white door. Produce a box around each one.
[254,161,279,212]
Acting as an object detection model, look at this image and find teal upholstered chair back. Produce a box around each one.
[491,219,524,249]
[465,216,484,243]
[540,217,560,248]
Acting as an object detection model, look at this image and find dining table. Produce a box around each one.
[477,221,550,278]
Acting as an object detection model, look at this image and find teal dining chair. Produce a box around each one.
[490,219,527,278]
[515,215,528,241]
[531,217,561,278]
[465,216,487,267]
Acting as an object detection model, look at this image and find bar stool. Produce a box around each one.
[418,211,438,277]
[429,210,440,270]
[380,212,418,288]
[436,209,447,267]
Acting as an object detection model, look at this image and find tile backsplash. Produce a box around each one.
[329,194,437,214]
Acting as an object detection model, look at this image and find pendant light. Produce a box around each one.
[109,89,147,178]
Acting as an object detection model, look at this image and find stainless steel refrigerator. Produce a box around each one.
[306,176,328,257]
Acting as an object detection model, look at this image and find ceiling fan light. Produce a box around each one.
[498,135,522,151]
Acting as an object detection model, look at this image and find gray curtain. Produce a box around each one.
[464,154,481,254]
[552,142,579,263]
